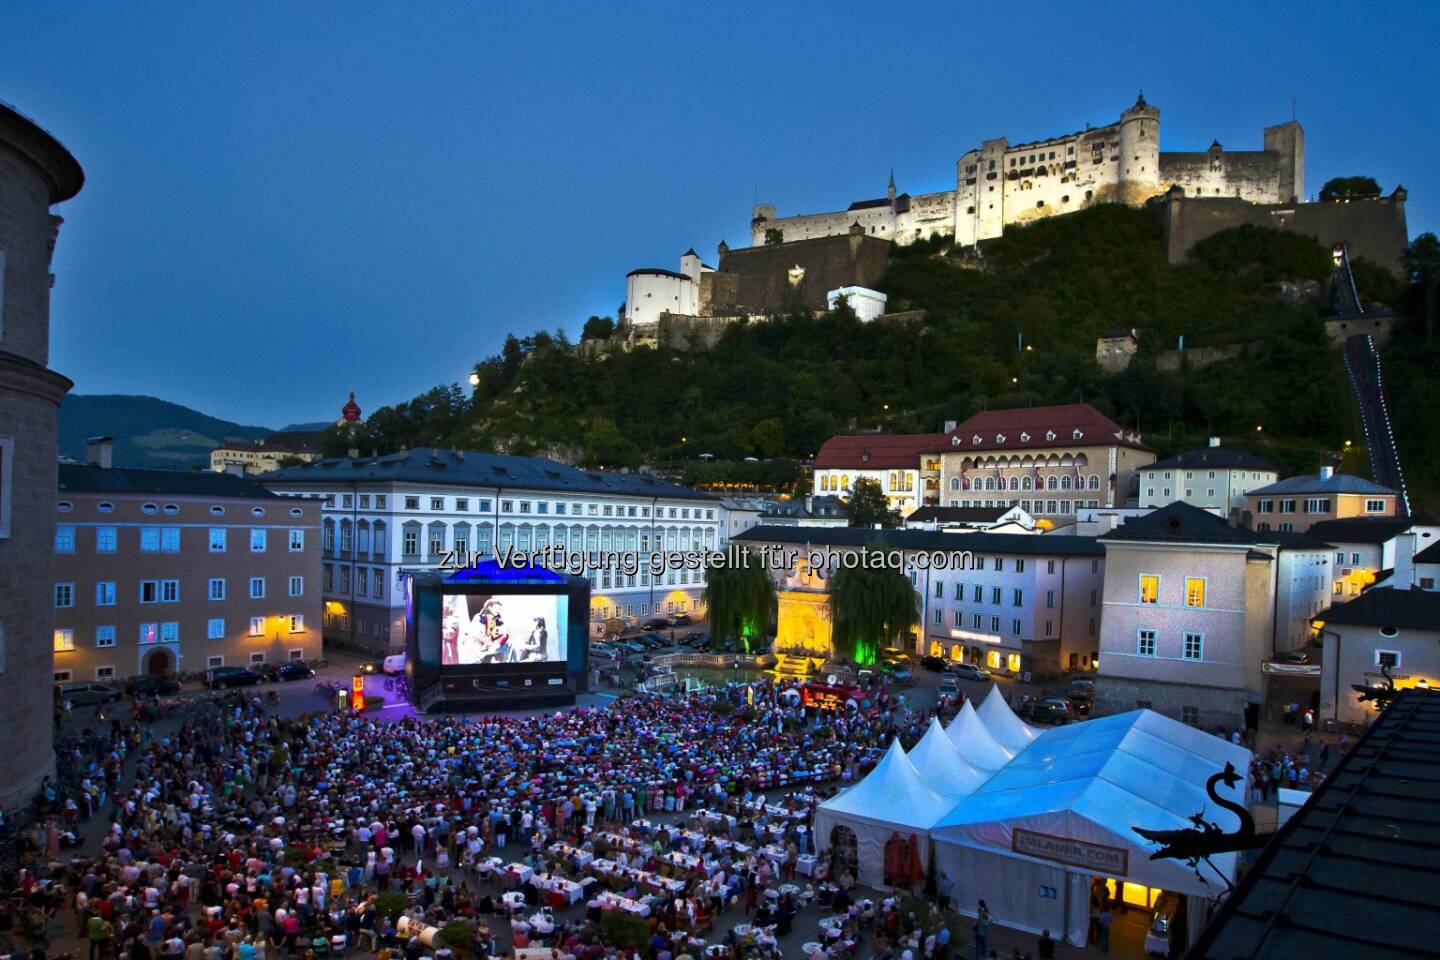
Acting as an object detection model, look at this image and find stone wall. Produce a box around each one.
[1155,189,1409,275]
[704,233,892,316]
[1093,675,1248,731]
[0,108,82,810]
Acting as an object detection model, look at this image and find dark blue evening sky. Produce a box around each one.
[4,2,1436,427]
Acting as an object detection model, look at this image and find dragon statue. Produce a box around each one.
[1133,761,1271,892]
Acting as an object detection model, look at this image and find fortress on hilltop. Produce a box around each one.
[750,94,1306,249]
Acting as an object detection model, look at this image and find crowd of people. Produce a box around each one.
[1,681,969,960]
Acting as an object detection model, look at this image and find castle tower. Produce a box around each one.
[1118,92,1162,205]
[1263,121,1305,202]
[680,247,703,284]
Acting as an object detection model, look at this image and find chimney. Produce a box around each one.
[85,436,113,469]
[1393,531,1418,591]
[1319,465,1335,481]
[1208,437,1221,448]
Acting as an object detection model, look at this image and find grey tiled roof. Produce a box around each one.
[1249,473,1397,496]
[58,464,277,499]
[1145,447,1274,471]
[734,524,1104,557]
[265,447,716,501]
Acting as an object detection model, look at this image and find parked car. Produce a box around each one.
[878,660,914,684]
[1283,649,1313,664]
[879,648,910,665]
[382,653,406,675]
[938,674,960,696]
[920,655,949,672]
[1019,696,1075,725]
[124,675,181,697]
[679,632,706,647]
[641,618,669,632]
[667,612,692,627]
[273,662,315,682]
[950,662,992,681]
[205,666,263,689]
[56,681,122,706]
[1066,677,1096,713]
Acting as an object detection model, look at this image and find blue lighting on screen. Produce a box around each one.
[442,558,566,585]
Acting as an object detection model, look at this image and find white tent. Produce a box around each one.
[929,710,1251,947]
[976,686,1040,753]
[944,699,1015,771]
[815,738,951,886]
[907,717,993,798]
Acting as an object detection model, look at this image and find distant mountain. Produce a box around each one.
[59,395,272,469]
[278,420,332,433]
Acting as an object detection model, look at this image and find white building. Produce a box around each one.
[812,433,945,517]
[624,249,712,327]
[826,286,888,322]
[904,505,1037,534]
[1138,440,1277,514]
[265,448,723,651]
[1094,502,1332,731]
[1305,517,1440,599]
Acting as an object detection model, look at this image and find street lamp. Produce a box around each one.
[468,373,480,386]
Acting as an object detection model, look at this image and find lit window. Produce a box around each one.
[1184,578,1206,608]
[53,629,75,652]
[1139,575,1159,604]
[249,617,266,637]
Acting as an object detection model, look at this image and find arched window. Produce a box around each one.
[1008,477,1019,491]
[1022,476,1033,491]
[984,477,996,491]
[949,477,960,491]
[1046,476,1058,491]
[1060,475,1072,491]
[1088,474,1101,490]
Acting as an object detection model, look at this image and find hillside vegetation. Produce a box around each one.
[59,395,272,469]
[323,206,1439,508]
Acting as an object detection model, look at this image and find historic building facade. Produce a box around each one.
[265,448,724,652]
[52,455,322,682]
[751,96,1303,250]
[0,102,84,808]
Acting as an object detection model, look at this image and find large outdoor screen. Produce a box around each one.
[440,592,569,666]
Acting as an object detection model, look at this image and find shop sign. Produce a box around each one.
[1012,828,1128,876]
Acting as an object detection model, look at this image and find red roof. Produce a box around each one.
[813,433,946,470]
[341,391,362,423]
[937,403,1150,453]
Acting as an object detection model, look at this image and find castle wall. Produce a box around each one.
[1159,150,1282,202]
[1155,191,1409,275]
[707,233,892,316]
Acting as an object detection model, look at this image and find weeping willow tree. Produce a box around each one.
[702,547,777,653]
[827,546,919,666]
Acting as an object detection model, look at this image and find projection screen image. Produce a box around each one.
[440,593,569,666]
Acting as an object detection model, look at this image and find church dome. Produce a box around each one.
[340,390,362,423]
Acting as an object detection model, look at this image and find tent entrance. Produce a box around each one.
[1084,877,1182,957]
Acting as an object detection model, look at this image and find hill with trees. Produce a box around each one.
[59,394,272,469]
[322,205,1440,509]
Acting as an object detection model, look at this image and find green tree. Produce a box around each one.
[750,418,785,458]
[845,477,901,528]
[764,227,784,246]
[1319,176,1382,202]
[581,419,640,469]
[581,315,615,341]
[1406,232,1440,343]
[828,547,918,666]
[702,547,777,653]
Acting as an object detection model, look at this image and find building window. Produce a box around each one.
[138,623,158,645]
[160,622,178,644]
[288,529,305,551]
[96,526,117,553]
[430,497,444,510]
[140,527,161,552]
[1280,498,1296,513]
[373,569,384,598]
[288,614,304,634]
[139,580,159,604]
[1181,706,1200,726]
[161,579,180,603]
[1011,619,1021,637]
[249,617,265,637]
[54,629,75,652]
[933,610,943,625]
[208,528,227,552]
[249,577,266,599]
[96,581,116,606]
[1139,575,1159,604]
[55,583,75,608]
[1365,499,1386,513]
[1376,650,1401,669]
[96,626,116,648]
[206,656,224,669]
[250,529,267,552]
[1012,588,1023,607]
[288,576,304,597]
[207,618,225,640]
[405,496,420,510]
[55,525,75,553]
[1303,498,1332,514]
[1136,629,1157,657]
[1256,500,1273,514]
[1184,578,1206,608]
[1182,632,1204,660]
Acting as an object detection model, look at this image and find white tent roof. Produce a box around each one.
[907,717,993,798]
[819,737,952,830]
[977,686,1040,753]
[930,710,1253,895]
[944,699,1015,771]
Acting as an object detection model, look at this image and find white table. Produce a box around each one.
[504,863,534,884]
